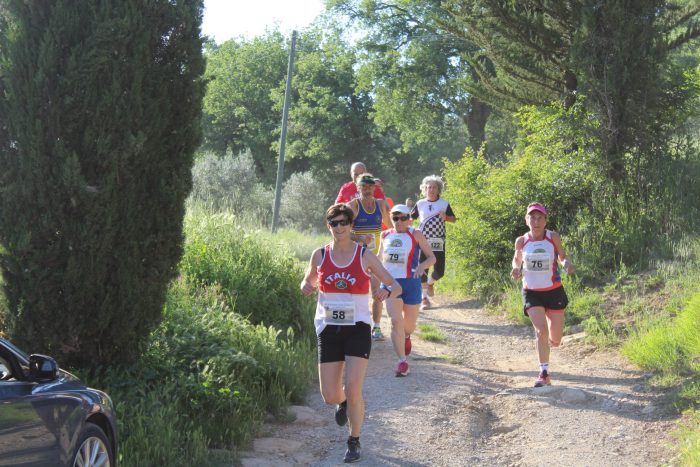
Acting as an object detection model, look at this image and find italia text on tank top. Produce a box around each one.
[522,230,561,291]
[380,228,420,279]
[352,199,382,254]
[314,243,372,335]
[415,198,452,252]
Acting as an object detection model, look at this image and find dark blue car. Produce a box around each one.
[0,338,117,466]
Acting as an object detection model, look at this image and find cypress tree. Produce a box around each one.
[0,0,205,366]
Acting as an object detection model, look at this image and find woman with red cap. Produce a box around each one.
[511,202,575,387]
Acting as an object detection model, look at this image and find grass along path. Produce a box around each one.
[238,294,677,466]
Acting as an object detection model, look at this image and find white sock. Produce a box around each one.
[399,357,407,363]
[427,276,435,285]
[421,289,428,299]
[539,363,549,372]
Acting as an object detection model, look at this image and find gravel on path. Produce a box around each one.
[239,296,677,466]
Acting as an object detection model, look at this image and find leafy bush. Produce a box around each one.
[156,279,315,444]
[79,209,318,465]
[444,103,602,298]
[190,151,273,225]
[280,171,328,232]
[82,277,316,465]
[445,97,700,300]
[111,384,210,467]
[179,208,316,334]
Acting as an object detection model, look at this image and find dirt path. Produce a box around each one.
[239,296,678,466]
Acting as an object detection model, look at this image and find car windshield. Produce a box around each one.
[0,338,30,361]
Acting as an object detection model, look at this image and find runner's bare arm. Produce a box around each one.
[345,199,359,217]
[438,203,456,223]
[379,200,393,228]
[363,250,402,301]
[551,231,575,274]
[300,248,322,295]
[413,230,437,279]
[511,236,524,280]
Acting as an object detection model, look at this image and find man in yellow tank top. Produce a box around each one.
[347,174,392,339]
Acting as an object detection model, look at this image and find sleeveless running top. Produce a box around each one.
[314,243,371,335]
[380,228,420,279]
[522,230,561,291]
[352,200,382,254]
[413,198,454,252]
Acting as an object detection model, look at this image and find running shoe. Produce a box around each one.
[405,334,412,356]
[344,436,361,463]
[534,370,551,387]
[371,326,384,340]
[421,297,431,310]
[426,282,435,297]
[395,360,409,377]
[335,400,348,426]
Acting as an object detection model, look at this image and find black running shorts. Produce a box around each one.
[420,249,446,283]
[522,286,569,316]
[317,322,372,363]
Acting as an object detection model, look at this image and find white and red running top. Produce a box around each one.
[314,243,371,335]
[522,230,562,291]
[380,228,420,279]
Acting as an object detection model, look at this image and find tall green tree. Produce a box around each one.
[443,0,700,182]
[441,0,580,110]
[282,24,466,202]
[0,0,205,366]
[281,27,377,191]
[201,29,374,194]
[328,0,492,152]
[575,1,700,181]
[201,32,290,184]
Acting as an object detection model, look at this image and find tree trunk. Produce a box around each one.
[466,96,492,153]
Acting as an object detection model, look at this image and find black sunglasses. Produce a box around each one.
[392,215,410,222]
[328,219,351,227]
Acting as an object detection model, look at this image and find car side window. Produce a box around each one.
[0,355,15,380]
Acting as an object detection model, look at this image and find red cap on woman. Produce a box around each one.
[526,203,547,216]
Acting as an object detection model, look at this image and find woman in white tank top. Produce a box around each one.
[511,202,575,388]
